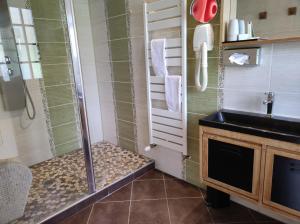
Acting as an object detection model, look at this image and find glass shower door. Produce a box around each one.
[0,0,94,223]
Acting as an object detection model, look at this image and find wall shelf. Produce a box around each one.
[222,36,300,48]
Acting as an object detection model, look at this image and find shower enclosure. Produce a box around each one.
[0,0,152,223]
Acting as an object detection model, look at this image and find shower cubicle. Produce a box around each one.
[0,0,152,223]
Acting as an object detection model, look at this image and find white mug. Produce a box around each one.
[227,19,239,41]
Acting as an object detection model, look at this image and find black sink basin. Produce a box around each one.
[199,110,300,144]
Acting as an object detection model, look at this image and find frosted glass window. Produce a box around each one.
[20,63,31,80]
[28,45,39,62]
[13,26,25,43]
[17,45,29,62]
[25,27,37,44]
[32,63,42,79]
[0,45,5,63]
[0,65,11,82]
[21,9,33,25]
[9,7,21,24]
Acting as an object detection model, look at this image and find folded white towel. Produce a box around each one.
[151,39,168,77]
[165,75,182,112]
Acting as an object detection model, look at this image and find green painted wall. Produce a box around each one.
[185,0,221,187]
[30,0,81,155]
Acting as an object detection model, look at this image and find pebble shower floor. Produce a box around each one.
[13,142,152,224]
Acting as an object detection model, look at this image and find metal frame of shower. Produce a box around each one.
[64,0,96,193]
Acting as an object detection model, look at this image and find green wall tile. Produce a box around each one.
[187,113,205,139]
[55,140,81,156]
[187,87,218,114]
[105,0,126,17]
[110,39,129,61]
[187,137,200,163]
[31,0,62,20]
[186,160,202,187]
[113,82,133,103]
[112,61,131,82]
[108,15,128,40]
[187,59,219,87]
[45,84,74,107]
[39,43,69,64]
[119,137,136,152]
[49,104,77,127]
[34,19,65,43]
[43,64,71,86]
[117,120,135,141]
[52,122,79,146]
[116,102,134,122]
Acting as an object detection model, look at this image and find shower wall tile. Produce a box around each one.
[52,122,79,146]
[49,104,77,127]
[187,113,205,139]
[30,0,62,19]
[116,102,134,122]
[108,15,128,40]
[118,120,135,141]
[43,64,71,86]
[186,160,202,187]
[34,19,65,42]
[45,84,74,107]
[55,140,81,156]
[106,0,126,17]
[110,39,130,61]
[113,82,133,103]
[119,137,136,152]
[112,62,131,82]
[31,0,82,156]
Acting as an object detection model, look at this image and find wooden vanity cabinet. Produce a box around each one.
[200,126,300,221]
[263,147,300,218]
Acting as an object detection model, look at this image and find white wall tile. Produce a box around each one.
[273,92,300,119]
[223,89,267,114]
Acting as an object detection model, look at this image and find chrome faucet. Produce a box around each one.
[263,92,274,117]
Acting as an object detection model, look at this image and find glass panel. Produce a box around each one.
[9,7,21,24]
[32,62,42,79]
[20,63,31,79]
[21,8,33,25]
[16,44,29,62]
[13,26,25,43]
[28,45,39,61]
[0,64,10,81]
[25,26,37,44]
[0,45,5,63]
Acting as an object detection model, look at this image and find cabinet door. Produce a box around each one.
[263,147,300,218]
[202,134,262,201]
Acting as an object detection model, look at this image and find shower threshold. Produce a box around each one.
[14,142,154,224]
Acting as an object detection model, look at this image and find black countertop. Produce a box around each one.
[199,110,300,144]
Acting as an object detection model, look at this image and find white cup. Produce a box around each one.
[227,19,239,41]
[239,20,246,34]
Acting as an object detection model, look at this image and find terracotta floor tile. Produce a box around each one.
[101,183,132,202]
[58,205,92,224]
[89,202,130,224]
[132,180,166,200]
[165,179,202,198]
[136,169,164,180]
[168,198,213,224]
[129,199,170,224]
[209,202,255,223]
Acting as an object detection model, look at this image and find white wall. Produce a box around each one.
[73,0,104,144]
[88,0,118,144]
[223,42,300,119]
[0,80,53,166]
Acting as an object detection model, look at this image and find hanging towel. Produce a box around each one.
[165,75,182,112]
[151,39,168,77]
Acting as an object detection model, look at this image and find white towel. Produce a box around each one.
[165,75,182,112]
[151,39,168,77]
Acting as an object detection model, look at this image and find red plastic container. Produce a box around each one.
[191,0,218,23]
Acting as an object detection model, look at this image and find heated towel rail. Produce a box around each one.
[144,0,187,155]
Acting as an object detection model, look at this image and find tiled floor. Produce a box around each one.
[59,169,282,224]
[14,142,152,224]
